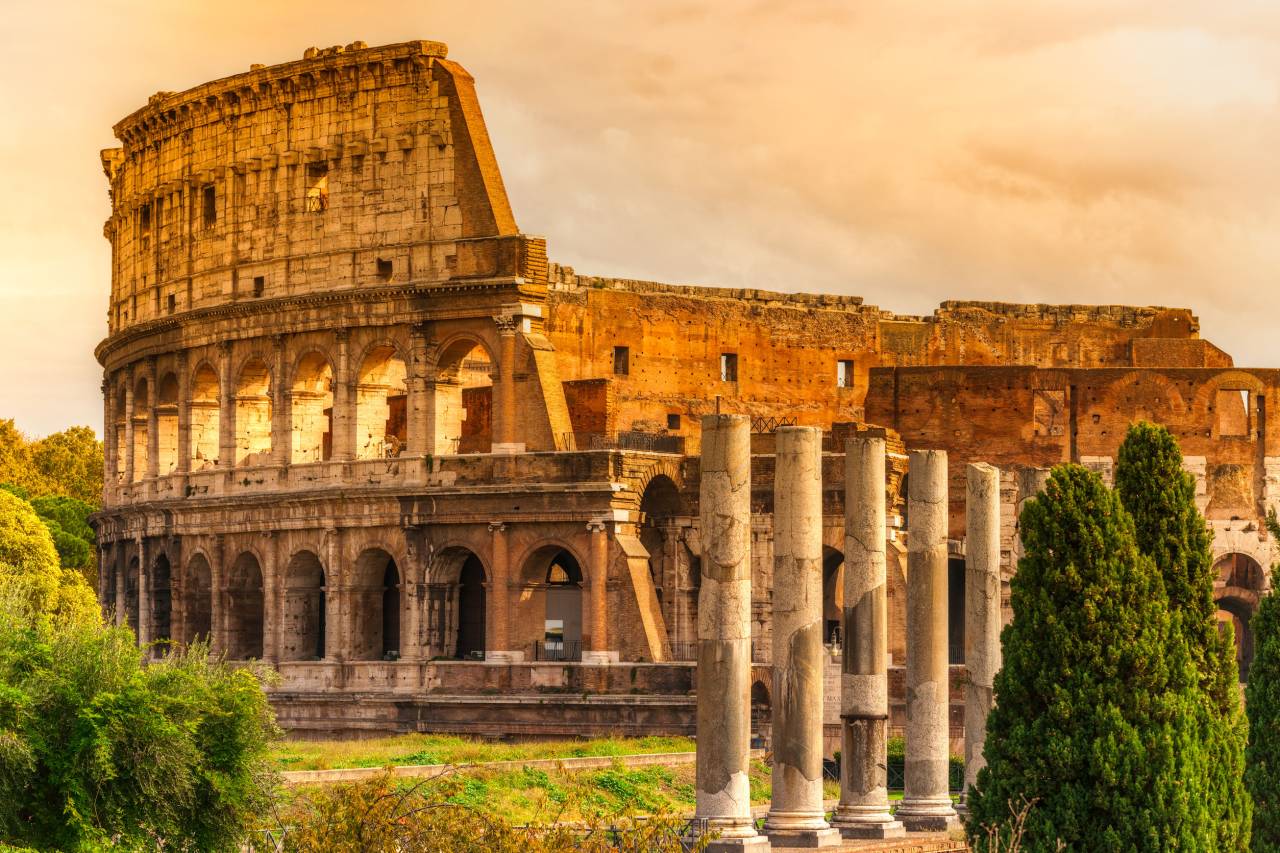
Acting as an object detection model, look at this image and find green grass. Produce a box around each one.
[271,733,696,772]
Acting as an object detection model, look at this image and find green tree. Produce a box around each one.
[0,490,96,629]
[27,496,95,583]
[0,593,279,851]
[0,421,103,509]
[1115,421,1250,849]
[966,465,1203,851]
[1246,513,1280,851]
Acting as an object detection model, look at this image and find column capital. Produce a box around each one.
[488,520,507,533]
[492,315,518,335]
[586,519,608,533]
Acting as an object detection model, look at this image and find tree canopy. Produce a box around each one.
[0,421,102,508]
[1246,512,1280,852]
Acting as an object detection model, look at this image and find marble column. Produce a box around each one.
[485,521,522,662]
[897,449,960,831]
[765,427,839,847]
[962,462,1001,811]
[695,414,769,851]
[833,436,905,838]
[583,519,614,665]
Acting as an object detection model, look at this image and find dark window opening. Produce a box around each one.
[667,413,681,431]
[613,346,630,376]
[140,203,151,231]
[167,294,176,314]
[720,353,738,383]
[306,163,329,212]
[202,185,216,228]
[376,258,393,280]
[252,276,265,298]
[837,359,854,388]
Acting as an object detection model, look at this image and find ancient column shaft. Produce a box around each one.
[833,436,904,838]
[493,320,519,454]
[485,521,521,662]
[963,463,1001,804]
[897,449,960,831]
[695,414,768,849]
[217,344,235,468]
[114,541,126,627]
[136,536,151,647]
[765,427,838,845]
[583,520,612,664]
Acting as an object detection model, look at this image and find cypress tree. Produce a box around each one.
[966,464,1202,851]
[1245,513,1280,851]
[1116,421,1250,850]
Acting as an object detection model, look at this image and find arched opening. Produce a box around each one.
[639,475,685,614]
[290,352,334,464]
[356,346,407,459]
[184,554,212,645]
[1214,552,1264,680]
[823,547,844,646]
[282,551,326,661]
[190,364,220,468]
[151,553,172,646]
[751,680,772,750]
[132,378,149,482]
[114,385,127,482]
[425,548,488,659]
[125,556,140,628]
[155,373,179,475]
[433,338,493,454]
[234,359,273,466]
[351,548,401,660]
[226,553,264,660]
[523,546,583,661]
[948,556,966,665]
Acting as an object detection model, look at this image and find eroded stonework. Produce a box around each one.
[94,39,1277,741]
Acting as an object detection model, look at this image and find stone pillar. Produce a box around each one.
[491,316,522,454]
[136,535,151,650]
[145,358,159,480]
[403,532,425,662]
[485,521,522,662]
[324,529,344,662]
[407,326,430,456]
[897,449,960,831]
[583,519,614,664]
[176,351,191,478]
[123,366,136,485]
[262,538,279,665]
[695,414,768,851]
[833,436,905,838]
[271,337,289,467]
[962,462,1001,810]
[101,377,115,502]
[217,342,236,468]
[765,427,839,847]
[114,540,127,627]
[332,331,354,462]
[210,536,225,656]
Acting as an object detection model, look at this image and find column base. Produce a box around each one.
[484,650,525,664]
[765,826,841,847]
[834,819,906,840]
[896,797,961,833]
[704,836,772,852]
[581,650,620,665]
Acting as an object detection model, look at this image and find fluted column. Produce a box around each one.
[695,414,768,851]
[897,449,960,831]
[583,519,614,664]
[962,462,1001,811]
[765,427,838,846]
[833,436,904,838]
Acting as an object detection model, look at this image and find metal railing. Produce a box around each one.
[561,431,685,454]
[531,640,582,662]
[667,641,767,662]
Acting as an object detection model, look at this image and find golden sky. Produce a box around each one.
[3,0,1279,435]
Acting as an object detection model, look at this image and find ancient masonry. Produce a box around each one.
[95,40,1279,751]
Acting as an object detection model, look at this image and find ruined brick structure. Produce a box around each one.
[94,40,1277,741]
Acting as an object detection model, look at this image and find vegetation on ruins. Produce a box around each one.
[965,464,1205,851]
[1115,421,1251,849]
[1245,512,1280,851]
[0,490,278,851]
[267,770,711,852]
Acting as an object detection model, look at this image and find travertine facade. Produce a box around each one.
[95,40,1276,742]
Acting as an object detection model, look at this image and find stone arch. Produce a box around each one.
[355,343,408,460]
[431,333,496,454]
[426,545,487,659]
[151,551,172,646]
[281,550,326,661]
[234,357,273,466]
[190,362,221,469]
[350,547,402,660]
[131,375,150,482]
[751,679,772,747]
[519,542,586,661]
[183,551,213,644]
[822,545,844,646]
[1094,372,1188,427]
[1214,552,1265,680]
[1194,371,1267,441]
[638,473,686,608]
[155,372,179,475]
[226,552,264,660]
[290,351,334,463]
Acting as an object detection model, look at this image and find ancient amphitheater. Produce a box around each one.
[94,39,1279,743]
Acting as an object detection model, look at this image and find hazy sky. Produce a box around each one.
[4,0,1280,436]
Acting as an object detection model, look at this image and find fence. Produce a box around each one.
[560,431,685,454]
[531,640,582,662]
[667,641,767,662]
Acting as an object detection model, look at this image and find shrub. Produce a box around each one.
[1246,512,1280,851]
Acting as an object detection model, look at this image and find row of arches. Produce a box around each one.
[111,336,495,481]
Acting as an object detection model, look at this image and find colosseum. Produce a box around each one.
[94,39,1279,743]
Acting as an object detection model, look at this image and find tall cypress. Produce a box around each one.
[966,464,1202,851]
[1245,513,1280,851]
[1116,421,1250,850]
